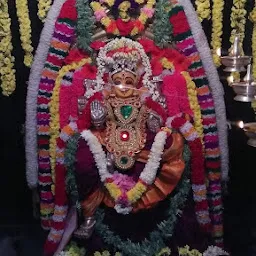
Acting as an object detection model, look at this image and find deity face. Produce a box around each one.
[111,71,138,98]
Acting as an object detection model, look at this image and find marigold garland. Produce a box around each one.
[49,58,91,194]
[0,0,16,96]
[211,0,224,67]
[230,0,247,46]
[195,0,211,22]
[38,0,53,22]
[181,71,204,140]
[15,0,34,67]
[250,5,256,79]
[229,0,247,82]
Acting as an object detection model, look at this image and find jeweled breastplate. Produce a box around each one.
[105,95,149,170]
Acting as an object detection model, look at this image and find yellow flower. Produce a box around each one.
[127,182,147,203]
[161,58,174,70]
[182,72,204,141]
[211,0,224,67]
[15,0,34,67]
[0,1,16,96]
[229,0,247,52]
[250,7,256,84]
[105,183,122,200]
[105,0,115,7]
[195,0,211,22]
[37,0,52,22]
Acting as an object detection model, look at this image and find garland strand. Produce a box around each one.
[76,0,95,53]
[211,0,224,67]
[250,3,256,114]
[229,0,247,82]
[250,4,256,79]
[49,57,91,194]
[65,133,82,215]
[15,0,34,67]
[94,146,191,256]
[230,0,247,47]
[38,0,53,22]
[195,0,211,22]
[0,1,16,96]
[152,0,173,48]
[181,71,204,140]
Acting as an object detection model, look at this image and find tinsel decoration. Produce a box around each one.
[65,133,82,215]
[152,0,173,48]
[76,0,95,53]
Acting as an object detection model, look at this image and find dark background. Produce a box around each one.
[0,0,256,255]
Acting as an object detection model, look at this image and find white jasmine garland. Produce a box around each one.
[25,0,67,189]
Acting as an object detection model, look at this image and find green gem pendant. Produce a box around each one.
[120,105,133,120]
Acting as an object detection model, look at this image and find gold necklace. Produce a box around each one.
[105,96,148,170]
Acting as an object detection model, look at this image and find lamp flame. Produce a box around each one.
[238,121,244,129]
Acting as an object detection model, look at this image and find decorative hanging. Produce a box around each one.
[250,3,256,79]
[229,0,247,81]
[37,0,53,22]
[16,0,34,67]
[0,0,16,96]
[210,0,224,67]
[195,0,211,22]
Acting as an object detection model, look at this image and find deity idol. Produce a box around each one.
[25,0,229,255]
[42,37,224,256]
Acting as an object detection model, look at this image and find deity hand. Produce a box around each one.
[90,100,106,129]
[147,112,163,133]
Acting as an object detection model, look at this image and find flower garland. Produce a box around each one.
[229,0,247,82]
[250,5,256,80]
[0,0,16,96]
[38,0,53,22]
[76,0,95,52]
[25,0,66,189]
[15,0,34,67]
[152,0,173,48]
[94,147,191,256]
[229,0,247,47]
[90,0,156,36]
[166,115,211,231]
[195,0,211,22]
[181,71,204,140]
[81,128,169,214]
[169,3,226,245]
[210,0,224,67]
[49,58,91,194]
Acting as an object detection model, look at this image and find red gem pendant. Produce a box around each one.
[120,131,130,141]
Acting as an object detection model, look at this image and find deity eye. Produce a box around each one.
[114,79,121,85]
[125,78,135,86]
